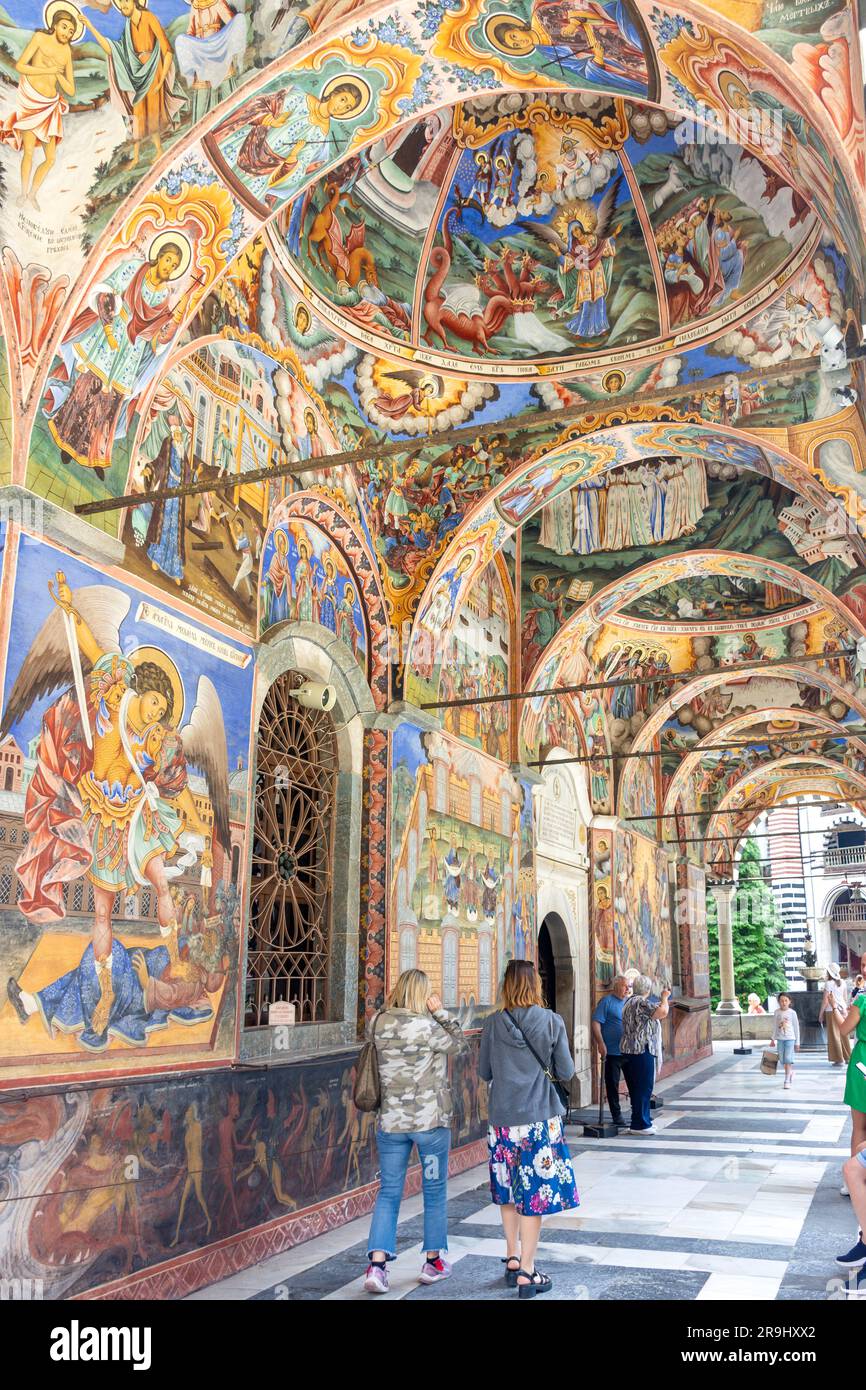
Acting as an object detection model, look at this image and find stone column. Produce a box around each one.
[712,882,741,1014]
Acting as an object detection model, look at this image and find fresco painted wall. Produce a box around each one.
[0,527,255,1086]
[613,825,672,991]
[390,723,535,1010]
[591,825,615,996]
[0,1040,488,1300]
[0,0,299,284]
[259,516,368,671]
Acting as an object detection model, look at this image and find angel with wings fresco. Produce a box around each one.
[521,176,622,338]
[2,572,231,1050]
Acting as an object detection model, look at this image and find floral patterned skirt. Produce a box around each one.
[487,1116,580,1216]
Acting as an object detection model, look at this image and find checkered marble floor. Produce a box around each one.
[186,1045,861,1301]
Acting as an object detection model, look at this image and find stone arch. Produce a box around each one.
[407,424,852,699]
[705,756,866,875]
[18,0,863,480]
[241,622,377,1060]
[618,663,866,819]
[663,707,866,819]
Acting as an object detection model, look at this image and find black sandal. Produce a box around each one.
[502,1256,520,1288]
[517,1267,552,1300]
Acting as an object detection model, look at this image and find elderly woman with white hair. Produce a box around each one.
[619,975,671,1135]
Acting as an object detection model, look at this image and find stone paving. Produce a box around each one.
[186,1045,862,1302]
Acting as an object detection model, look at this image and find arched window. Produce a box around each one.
[435,762,447,813]
[231,843,241,886]
[479,933,492,1005]
[443,932,458,1006]
[4,767,12,791]
[246,671,337,1026]
[195,393,208,459]
[407,829,418,888]
[399,927,417,973]
[0,866,12,904]
[72,880,84,912]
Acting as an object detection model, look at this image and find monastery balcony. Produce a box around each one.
[822,845,866,872]
[830,902,866,926]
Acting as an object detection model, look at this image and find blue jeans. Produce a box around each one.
[621,1048,655,1130]
[368,1126,451,1261]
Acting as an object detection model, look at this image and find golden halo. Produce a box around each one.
[128,647,185,729]
[274,527,288,553]
[43,1,85,40]
[767,718,799,734]
[294,301,311,332]
[603,370,625,394]
[718,70,748,107]
[148,230,192,281]
[483,12,537,55]
[320,74,371,120]
[303,406,317,431]
[553,198,597,240]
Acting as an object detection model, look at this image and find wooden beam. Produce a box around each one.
[73,349,848,519]
[424,648,858,709]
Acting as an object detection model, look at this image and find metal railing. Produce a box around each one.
[824,845,866,869]
[831,903,866,925]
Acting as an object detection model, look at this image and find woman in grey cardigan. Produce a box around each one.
[479,959,578,1299]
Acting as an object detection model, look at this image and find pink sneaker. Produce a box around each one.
[364,1263,389,1294]
[418,1256,452,1284]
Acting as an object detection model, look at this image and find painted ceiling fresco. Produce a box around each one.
[275,90,820,377]
[0,0,863,882]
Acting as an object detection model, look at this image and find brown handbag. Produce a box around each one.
[353,1012,382,1112]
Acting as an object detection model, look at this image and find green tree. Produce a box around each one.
[706,837,788,1009]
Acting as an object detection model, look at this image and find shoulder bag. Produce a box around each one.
[505,1009,571,1118]
[353,1011,382,1112]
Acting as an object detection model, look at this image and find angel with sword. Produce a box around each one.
[4,572,232,1049]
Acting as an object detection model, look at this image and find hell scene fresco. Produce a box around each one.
[0,0,864,1311]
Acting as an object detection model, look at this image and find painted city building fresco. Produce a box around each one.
[0,528,254,1085]
[411,554,513,758]
[0,1043,487,1299]
[390,723,535,1010]
[119,339,338,632]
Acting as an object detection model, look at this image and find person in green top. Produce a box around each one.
[836,994,866,1284]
